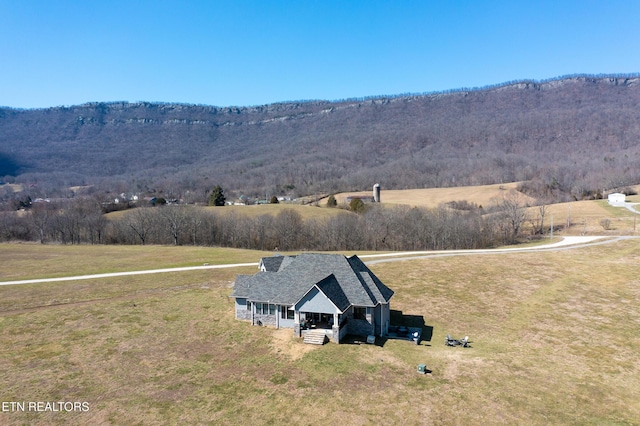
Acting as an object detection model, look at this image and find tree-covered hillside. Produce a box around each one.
[2,74,640,200]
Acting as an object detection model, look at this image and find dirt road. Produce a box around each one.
[0,236,631,286]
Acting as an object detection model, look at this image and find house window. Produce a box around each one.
[255,303,262,314]
[269,304,276,315]
[280,306,294,319]
[262,304,269,315]
[354,307,367,320]
[246,301,251,311]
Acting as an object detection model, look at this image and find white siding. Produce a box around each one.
[608,193,626,205]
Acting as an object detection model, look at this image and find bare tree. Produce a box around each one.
[537,203,548,235]
[186,208,207,245]
[0,211,30,241]
[251,214,276,251]
[274,209,304,250]
[52,202,81,244]
[80,198,107,244]
[159,205,189,245]
[125,207,155,245]
[497,190,529,243]
[29,201,55,243]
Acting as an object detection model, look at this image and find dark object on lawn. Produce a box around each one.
[445,334,470,347]
[387,325,422,344]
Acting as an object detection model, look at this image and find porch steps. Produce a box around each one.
[303,329,328,345]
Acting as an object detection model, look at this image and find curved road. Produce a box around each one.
[362,235,635,264]
[1,236,636,287]
[623,202,640,214]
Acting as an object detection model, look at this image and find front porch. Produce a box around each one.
[297,310,389,344]
[300,312,334,331]
[297,311,345,343]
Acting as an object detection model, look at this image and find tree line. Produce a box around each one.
[0,194,535,251]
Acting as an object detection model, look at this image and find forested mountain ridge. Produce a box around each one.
[2,74,640,201]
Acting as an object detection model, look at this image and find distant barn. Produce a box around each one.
[608,193,626,205]
[345,183,381,204]
[345,195,375,203]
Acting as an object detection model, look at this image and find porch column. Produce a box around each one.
[293,310,301,337]
[332,313,340,343]
[383,304,389,336]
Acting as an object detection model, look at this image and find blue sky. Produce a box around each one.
[1,0,639,109]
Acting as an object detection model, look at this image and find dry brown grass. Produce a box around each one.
[0,244,267,282]
[541,200,640,235]
[333,183,640,237]
[103,184,640,242]
[332,182,531,208]
[1,241,640,424]
[1,183,23,192]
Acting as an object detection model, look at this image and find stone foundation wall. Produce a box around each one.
[253,313,277,327]
[236,308,251,321]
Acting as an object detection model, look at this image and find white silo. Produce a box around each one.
[373,183,381,203]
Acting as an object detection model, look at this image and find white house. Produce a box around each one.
[608,193,626,205]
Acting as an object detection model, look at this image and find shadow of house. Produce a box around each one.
[381,309,433,347]
[391,310,429,334]
[355,310,432,347]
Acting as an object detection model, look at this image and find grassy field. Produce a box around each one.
[334,183,640,237]
[333,183,640,209]
[103,183,640,241]
[0,183,23,193]
[0,244,268,282]
[333,182,531,208]
[1,241,639,425]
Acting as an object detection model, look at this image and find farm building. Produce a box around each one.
[345,195,375,203]
[608,193,626,205]
[231,253,394,343]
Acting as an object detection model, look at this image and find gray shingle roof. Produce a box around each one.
[277,255,296,271]
[231,253,394,309]
[259,255,285,272]
[232,274,253,297]
[315,274,351,312]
